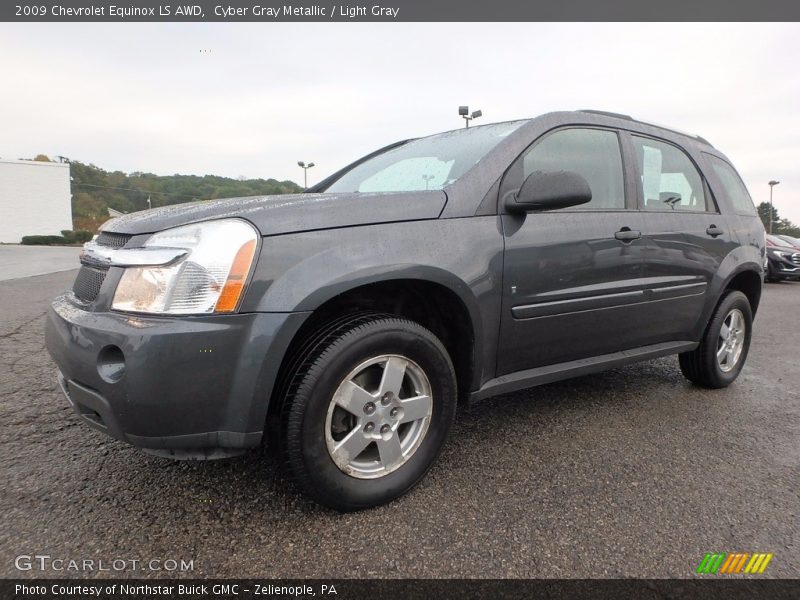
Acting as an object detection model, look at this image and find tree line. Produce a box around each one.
[757,202,800,237]
[29,155,303,231]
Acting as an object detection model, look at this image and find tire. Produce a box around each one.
[280,313,457,511]
[679,290,752,389]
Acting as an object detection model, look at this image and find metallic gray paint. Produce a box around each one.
[103,190,447,237]
[45,295,305,447]
[45,110,766,454]
[241,217,504,390]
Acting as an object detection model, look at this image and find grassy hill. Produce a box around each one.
[41,156,302,231]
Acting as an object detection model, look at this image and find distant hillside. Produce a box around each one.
[32,156,302,231]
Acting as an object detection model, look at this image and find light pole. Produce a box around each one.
[297,161,315,190]
[768,180,780,234]
[458,106,482,128]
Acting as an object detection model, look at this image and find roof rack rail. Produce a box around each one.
[578,109,712,146]
[580,109,633,121]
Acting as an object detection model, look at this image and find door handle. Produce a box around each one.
[706,225,724,238]
[614,228,642,242]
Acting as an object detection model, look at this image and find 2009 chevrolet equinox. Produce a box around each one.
[46,110,766,510]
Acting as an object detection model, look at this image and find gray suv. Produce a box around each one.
[46,110,766,510]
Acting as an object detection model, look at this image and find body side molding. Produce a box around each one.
[471,340,698,401]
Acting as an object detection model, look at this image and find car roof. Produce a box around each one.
[576,110,713,146]
[425,110,715,152]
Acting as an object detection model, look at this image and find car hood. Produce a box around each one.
[102,190,447,237]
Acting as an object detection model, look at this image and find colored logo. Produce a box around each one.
[696,552,773,574]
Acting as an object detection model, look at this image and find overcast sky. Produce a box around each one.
[0,23,797,222]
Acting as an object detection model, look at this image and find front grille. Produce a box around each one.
[72,231,133,304]
[73,266,107,303]
[71,231,132,303]
[96,231,132,249]
[792,254,800,266]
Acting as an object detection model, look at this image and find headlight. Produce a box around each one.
[112,219,258,314]
[770,250,792,260]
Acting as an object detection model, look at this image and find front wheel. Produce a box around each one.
[280,314,457,511]
[679,290,753,389]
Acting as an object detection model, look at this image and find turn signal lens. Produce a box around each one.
[215,239,257,313]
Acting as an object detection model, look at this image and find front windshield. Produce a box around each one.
[324,121,525,193]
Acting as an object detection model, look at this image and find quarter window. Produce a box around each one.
[704,154,757,216]
[632,136,709,212]
[520,128,625,209]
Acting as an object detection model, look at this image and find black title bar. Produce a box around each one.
[3,0,800,22]
[5,579,800,600]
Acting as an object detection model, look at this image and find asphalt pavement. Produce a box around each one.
[1,270,798,579]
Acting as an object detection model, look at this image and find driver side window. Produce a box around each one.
[521,128,625,209]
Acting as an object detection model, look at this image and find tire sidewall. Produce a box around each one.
[295,322,456,509]
[703,291,753,387]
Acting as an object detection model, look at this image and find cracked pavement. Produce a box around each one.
[1,271,798,578]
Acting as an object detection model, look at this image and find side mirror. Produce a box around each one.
[506,170,592,213]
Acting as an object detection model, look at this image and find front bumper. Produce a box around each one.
[45,293,306,459]
[767,256,800,280]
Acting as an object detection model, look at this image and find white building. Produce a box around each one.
[0,158,73,243]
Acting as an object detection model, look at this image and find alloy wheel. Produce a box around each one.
[716,308,746,373]
[324,354,433,479]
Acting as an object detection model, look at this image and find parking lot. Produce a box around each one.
[1,267,798,579]
[0,245,81,282]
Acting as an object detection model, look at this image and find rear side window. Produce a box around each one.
[632,136,709,212]
[704,154,757,216]
[521,128,625,209]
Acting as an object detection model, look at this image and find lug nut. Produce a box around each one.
[381,392,392,405]
[364,422,375,432]
[364,402,376,415]
[390,407,399,418]
[380,424,391,434]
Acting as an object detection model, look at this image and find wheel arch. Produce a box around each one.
[722,268,762,316]
[264,271,483,442]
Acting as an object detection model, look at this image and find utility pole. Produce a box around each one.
[768,180,780,234]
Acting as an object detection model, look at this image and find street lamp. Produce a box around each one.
[458,106,482,128]
[297,161,315,190]
[768,180,780,234]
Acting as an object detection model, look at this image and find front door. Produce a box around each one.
[496,127,654,376]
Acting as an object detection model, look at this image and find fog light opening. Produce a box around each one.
[97,345,125,383]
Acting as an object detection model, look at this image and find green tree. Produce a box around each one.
[757,201,800,237]
[66,159,303,232]
[757,202,779,232]
[775,219,800,238]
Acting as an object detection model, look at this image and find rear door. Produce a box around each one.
[627,134,737,343]
[496,127,656,376]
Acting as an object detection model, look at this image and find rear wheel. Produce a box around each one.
[679,291,752,388]
[280,314,457,511]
